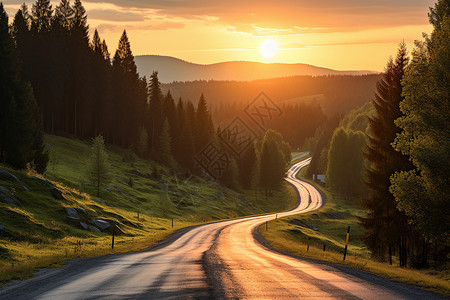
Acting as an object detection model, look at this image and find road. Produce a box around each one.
[0,158,446,299]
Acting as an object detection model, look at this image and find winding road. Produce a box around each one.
[0,159,446,299]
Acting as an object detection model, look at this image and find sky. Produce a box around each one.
[4,0,436,71]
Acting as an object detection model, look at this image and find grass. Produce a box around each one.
[259,170,450,296]
[0,134,297,283]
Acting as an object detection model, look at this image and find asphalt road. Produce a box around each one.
[0,158,446,299]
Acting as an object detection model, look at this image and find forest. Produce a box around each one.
[0,0,293,194]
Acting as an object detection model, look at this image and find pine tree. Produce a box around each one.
[238,141,257,189]
[54,0,74,30]
[159,118,176,168]
[390,0,450,257]
[195,94,214,149]
[30,0,52,33]
[259,130,291,195]
[360,43,415,266]
[147,71,163,155]
[0,4,47,172]
[86,135,111,197]
[112,30,146,146]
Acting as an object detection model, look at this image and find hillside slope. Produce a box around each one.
[0,134,296,281]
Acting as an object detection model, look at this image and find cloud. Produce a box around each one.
[80,0,434,32]
[4,0,435,36]
[97,21,184,32]
[88,9,146,22]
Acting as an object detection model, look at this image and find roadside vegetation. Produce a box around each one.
[260,173,450,295]
[0,134,297,283]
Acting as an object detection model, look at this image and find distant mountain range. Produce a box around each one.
[134,55,378,83]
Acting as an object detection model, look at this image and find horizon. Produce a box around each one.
[135,54,381,72]
[4,0,434,72]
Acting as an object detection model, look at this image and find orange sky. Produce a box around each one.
[5,0,435,71]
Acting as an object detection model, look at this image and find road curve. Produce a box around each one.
[0,159,446,299]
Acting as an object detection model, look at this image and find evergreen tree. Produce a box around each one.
[30,0,52,33]
[54,0,74,30]
[0,4,47,172]
[360,43,415,266]
[159,118,176,168]
[86,135,111,197]
[195,94,214,149]
[147,71,163,155]
[136,127,148,158]
[326,128,366,196]
[112,30,146,146]
[390,0,450,250]
[238,141,257,189]
[259,130,291,195]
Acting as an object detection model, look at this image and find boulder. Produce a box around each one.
[0,169,20,182]
[50,187,64,200]
[113,225,124,235]
[113,185,126,196]
[75,207,88,216]
[92,219,111,231]
[65,207,79,218]
[0,225,4,231]
[88,225,100,233]
[79,222,89,230]
[66,216,80,222]
[32,176,54,187]
[0,192,22,206]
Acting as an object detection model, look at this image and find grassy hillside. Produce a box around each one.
[0,134,296,282]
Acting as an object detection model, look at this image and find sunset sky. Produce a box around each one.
[5,0,435,71]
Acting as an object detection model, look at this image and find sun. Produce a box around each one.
[260,40,278,59]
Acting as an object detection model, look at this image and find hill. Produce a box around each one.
[0,134,296,282]
[134,55,378,83]
[161,74,382,117]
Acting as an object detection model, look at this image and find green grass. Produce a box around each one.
[0,134,297,282]
[260,172,450,296]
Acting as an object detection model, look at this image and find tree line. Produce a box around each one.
[305,0,449,268]
[1,0,292,193]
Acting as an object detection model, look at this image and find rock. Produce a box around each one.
[105,187,112,192]
[93,219,111,231]
[50,187,64,200]
[88,225,100,233]
[113,225,124,235]
[0,192,22,206]
[66,216,80,222]
[75,207,87,216]
[112,185,127,196]
[0,225,4,231]
[79,222,89,230]
[65,207,79,218]
[32,176,54,187]
[0,169,20,182]
[0,186,9,192]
